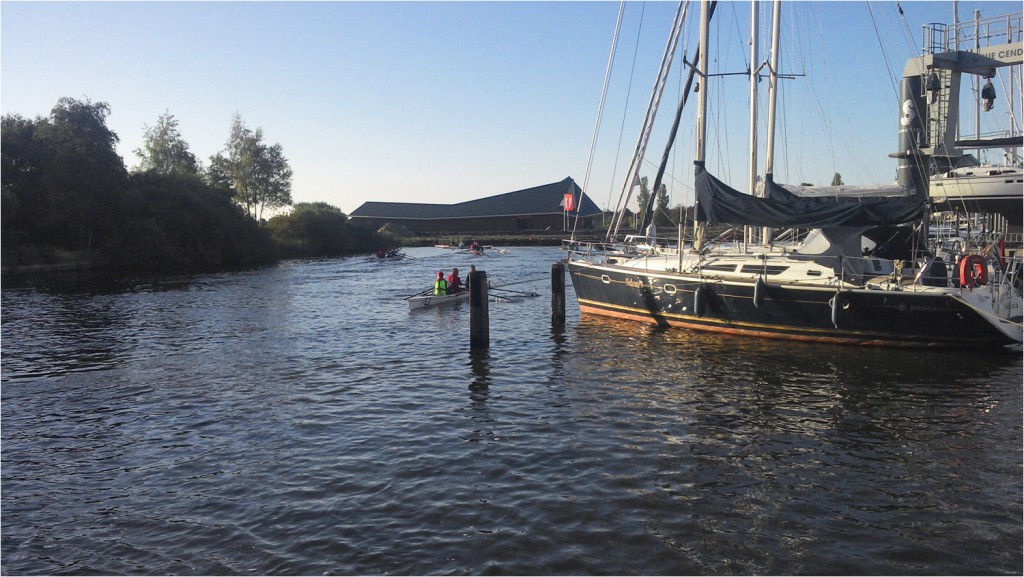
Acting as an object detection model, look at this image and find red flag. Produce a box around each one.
[563,193,575,212]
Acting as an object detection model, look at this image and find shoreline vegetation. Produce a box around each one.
[2,97,588,284]
[2,98,394,279]
[0,234,572,277]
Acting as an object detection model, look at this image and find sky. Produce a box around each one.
[2,1,1020,217]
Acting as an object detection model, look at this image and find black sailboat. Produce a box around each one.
[566,0,1023,348]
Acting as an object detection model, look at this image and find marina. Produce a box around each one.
[565,1,1023,349]
[1,247,1021,575]
[2,1,1023,575]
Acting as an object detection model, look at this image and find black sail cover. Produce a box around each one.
[694,163,925,227]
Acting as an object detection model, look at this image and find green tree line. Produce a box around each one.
[634,175,694,230]
[2,97,383,273]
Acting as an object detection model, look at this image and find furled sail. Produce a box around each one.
[694,163,925,227]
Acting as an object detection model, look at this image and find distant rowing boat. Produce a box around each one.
[369,248,406,261]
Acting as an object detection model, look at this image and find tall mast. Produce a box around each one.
[953,0,960,48]
[692,0,711,250]
[1010,14,1020,166]
[764,0,782,181]
[761,0,782,246]
[747,0,759,247]
[974,10,982,161]
[695,0,710,164]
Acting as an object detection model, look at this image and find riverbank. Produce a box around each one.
[1,247,99,275]
[400,232,597,248]
[1,232,590,282]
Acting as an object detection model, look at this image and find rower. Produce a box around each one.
[434,271,449,295]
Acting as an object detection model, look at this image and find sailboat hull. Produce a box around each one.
[568,261,1021,348]
[929,166,1024,226]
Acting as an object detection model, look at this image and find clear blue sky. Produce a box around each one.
[2,1,1019,216]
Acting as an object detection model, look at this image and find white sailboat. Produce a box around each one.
[916,11,1023,226]
[930,155,1023,220]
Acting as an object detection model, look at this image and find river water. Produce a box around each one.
[2,246,1021,575]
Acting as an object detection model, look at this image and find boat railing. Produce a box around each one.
[923,12,1023,54]
[564,236,689,263]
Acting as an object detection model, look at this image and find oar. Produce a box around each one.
[490,286,540,297]
[493,275,546,288]
[403,287,434,300]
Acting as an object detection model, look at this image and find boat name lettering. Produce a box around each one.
[900,304,945,313]
[624,278,645,289]
[975,46,1023,60]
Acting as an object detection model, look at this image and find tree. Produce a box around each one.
[110,171,275,271]
[266,202,370,257]
[655,181,670,226]
[831,173,844,186]
[251,142,292,221]
[2,97,127,251]
[635,176,651,230]
[134,111,198,177]
[3,98,284,271]
[670,203,694,224]
[45,98,128,249]
[632,176,671,229]
[1,114,39,245]
[208,113,293,220]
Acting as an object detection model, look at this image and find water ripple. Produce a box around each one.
[3,248,1021,575]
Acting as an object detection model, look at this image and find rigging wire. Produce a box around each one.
[609,0,688,239]
[813,4,839,178]
[575,0,627,237]
[605,2,647,221]
[667,18,691,210]
[868,1,928,205]
[711,9,727,180]
[731,1,750,71]
[893,1,919,57]
[769,2,799,185]
[867,2,902,107]
[796,3,875,185]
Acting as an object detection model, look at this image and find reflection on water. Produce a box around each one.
[2,248,1021,575]
[565,316,1022,575]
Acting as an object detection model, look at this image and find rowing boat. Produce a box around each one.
[407,291,471,309]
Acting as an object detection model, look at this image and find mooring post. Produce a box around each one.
[551,262,565,326]
[469,270,489,349]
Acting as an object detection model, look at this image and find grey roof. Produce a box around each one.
[350,177,602,220]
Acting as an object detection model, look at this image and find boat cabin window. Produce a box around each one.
[739,265,790,276]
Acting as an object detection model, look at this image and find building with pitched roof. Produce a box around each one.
[349,177,603,235]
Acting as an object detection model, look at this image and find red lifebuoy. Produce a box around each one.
[959,254,988,288]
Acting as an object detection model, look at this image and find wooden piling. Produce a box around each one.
[469,270,489,349]
[551,262,565,326]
